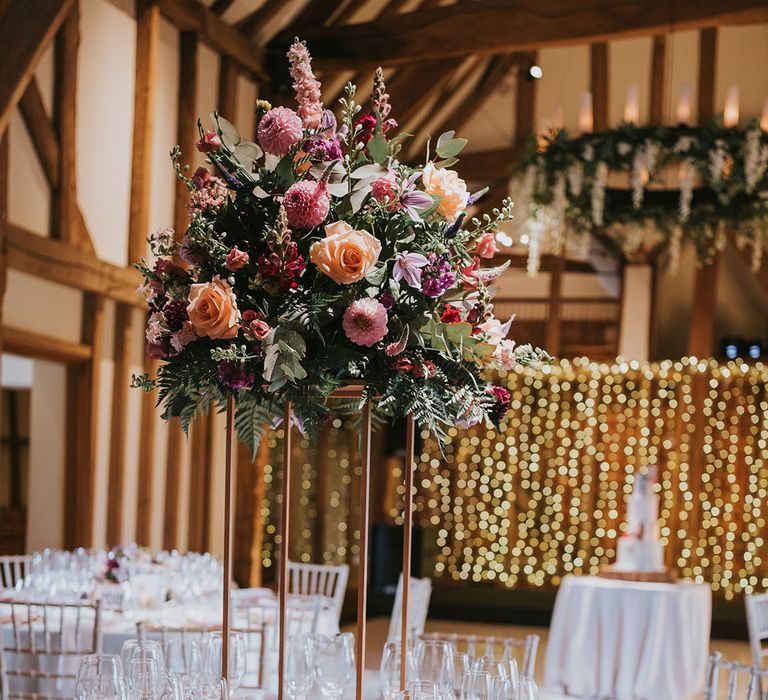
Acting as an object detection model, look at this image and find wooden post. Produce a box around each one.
[697,28,717,125]
[400,414,416,690]
[590,43,608,131]
[649,35,666,125]
[546,256,564,356]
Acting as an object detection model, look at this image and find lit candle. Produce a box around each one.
[624,85,640,124]
[579,91,594,133]
[676,84,692,125]
[761,97,768,131]
[723,85,739,128]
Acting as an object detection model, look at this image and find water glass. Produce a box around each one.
[461,670,492,700]
[198,677,229,699]
[121,639,166,684]
[74,654,127,699]
[451,652,470,696]
[411,640,454,698]
[518,677,539,700]
[407,680,440,699]
[205,631,247,694]
[314,634,355,699]
[128,658,165,699]
[285,634,315,699]
[163,635,205,695]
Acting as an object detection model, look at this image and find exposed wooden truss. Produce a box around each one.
[286,0,768,71]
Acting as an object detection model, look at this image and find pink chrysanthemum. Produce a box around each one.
[257,106,303,156]
[283,180,330,229]
[288,41,324,129]
[343,298,388,347]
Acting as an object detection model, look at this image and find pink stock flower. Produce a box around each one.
[196,131,222,153]
[191,167,215,190]
[494,339,517,370]
[475,232,498,259]
[392,251,429,289]
[242,310,272,341]
[225,246,250,271]
[342,298,388,347]
[283,180,330,229]
[257,106,304,156]
[170,321,196,352]
[287,41,324,129]
[371,176,399,208]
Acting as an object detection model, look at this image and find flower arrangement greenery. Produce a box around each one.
[134,40,548,456]
[515,121,768,269]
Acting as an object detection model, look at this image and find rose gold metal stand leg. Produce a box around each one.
[278,401,293,700]
[356,401,373,700]
[400,414,416,691]
[222,394,235,681]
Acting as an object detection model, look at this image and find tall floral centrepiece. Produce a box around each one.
[136,40,548,455]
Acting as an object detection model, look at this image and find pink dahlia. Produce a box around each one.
[257,106,303,156]
[283,180,330,229]
[343,298,388,347]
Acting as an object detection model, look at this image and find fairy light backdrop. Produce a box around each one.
[259,358,768,600]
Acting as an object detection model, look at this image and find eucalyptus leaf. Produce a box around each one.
[233,142,263,170]
[326,182,349,197]
[214,115,241,150]
[436,131,456,150]
[350,186,370,214]
[367,132,388,164]
[350,163,388,179]
[435,137,468,159]
[364,264,387,286]
[435,157,459,169]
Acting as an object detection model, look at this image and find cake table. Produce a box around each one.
[544,575,711,700]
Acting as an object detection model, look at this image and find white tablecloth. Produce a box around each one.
[544,575,711,700]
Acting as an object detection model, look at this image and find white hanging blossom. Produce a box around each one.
[617,141,632,157]
[567,162,583,197]
[526,226,541,277]
[714,220,727,252]
[674,136,695,154]
[668,225,682,274]
[553,174,567,228]
[678,160,695,223]
[708,139,728,185]
[591,162,608,226]
[510,166,536,236]
[743,127,768,194]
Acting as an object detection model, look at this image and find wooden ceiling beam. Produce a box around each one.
[157,0,266,81]
[285,0,768,71]
[0,0,76,138]
[4,222,142,307]
[18,79,60,188]
[210,0,234,14]
[455,146,520,182]
[237,0,285,38]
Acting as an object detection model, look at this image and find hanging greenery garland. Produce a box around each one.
[513,122,768,272]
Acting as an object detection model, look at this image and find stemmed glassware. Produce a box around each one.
[163,636,205,698]
[284,634,316,699]
[380,641,413,700]
[460,670,492,700]
[128,658,165,699]
[451,652,471,698]
[517,677,539,700]
[74,654,127,700]
[204,631,246,696]
[313,634,355,699]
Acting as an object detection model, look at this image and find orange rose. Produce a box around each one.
[187,277,239,339]
[310,221,382,285]
[422,162,469,222]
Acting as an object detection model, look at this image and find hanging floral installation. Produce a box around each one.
[513,122,768,274]
[132,40,549,456]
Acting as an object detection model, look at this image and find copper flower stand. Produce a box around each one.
[220,385,416,700]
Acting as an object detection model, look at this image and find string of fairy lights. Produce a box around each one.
[259,358,768,600]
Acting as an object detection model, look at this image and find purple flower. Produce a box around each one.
[217,361,255,391]
[421,254,456,298]
[162,298,188,331]
[179,235,206,265]
[392,251,429,289]
[304,134,342,161]
[444,212,466,239]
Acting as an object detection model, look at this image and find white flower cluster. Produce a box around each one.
[678,161,695,223]
[591,162,608,226]
[744,128,768,194]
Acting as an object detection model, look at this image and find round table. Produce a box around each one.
[544,575,711,700]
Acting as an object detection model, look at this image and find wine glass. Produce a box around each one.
[314,634,355,699]
[380,641,412,700]
[285,634,315,699]
[205,631,247,695]
[163,636,205,697]
[121,639,166,683]
[461,670,492,700]
[407,680,440,699]
[74,654,126,700]
[128,658,165,699]
[472,656,505,680]
[199,677,229,699]
[411,640,454,698]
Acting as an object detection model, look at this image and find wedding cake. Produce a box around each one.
[614,466,666,573]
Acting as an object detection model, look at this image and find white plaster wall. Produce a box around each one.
[534,45,590,134]
[27,361,67,551]
[608,38,652,126]
[3,271,83,345]
[77,0,136,267]
[716,26,768,124]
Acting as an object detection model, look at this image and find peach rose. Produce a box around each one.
[187,277,239,339]
[421,162,469,222]
[310,221,382,285]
